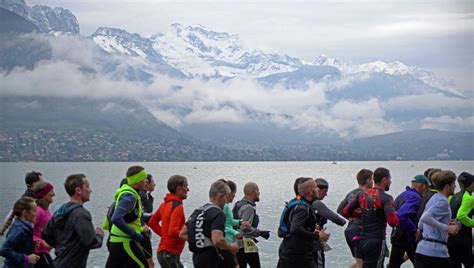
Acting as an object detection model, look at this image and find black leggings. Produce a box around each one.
[236,248,260,268]
[105,240,148,268]
[414,253,450,268]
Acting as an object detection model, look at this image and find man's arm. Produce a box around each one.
[178,225,188,241]
[342,193,361,218]
[110,193,143,241]
[238,204,260,237]
[383,195,399,227]
[73,210,103,249]
[147,205,163,236]
[418,200,448,231]
[210,209,239,254]
[289,206,319,240]
[168,204,185,239]
[456,192,474,227]
[313,200,346,226]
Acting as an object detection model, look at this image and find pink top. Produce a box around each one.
[33,206,52,254]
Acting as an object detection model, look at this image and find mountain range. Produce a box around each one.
[0,0,472,161]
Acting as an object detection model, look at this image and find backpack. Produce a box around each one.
[277,197,312,238]
[187,203,221,253]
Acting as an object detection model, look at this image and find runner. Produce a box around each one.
[179,180,239,268]
[106,166,150,268]
[0,171,43,236]
[42,174,104,268]
[337,169,373,268]
[233,182,270,268]
[140,174,155,268]
[342,167,399,268]
[313,178,346,268]
[388,175,429,268]
[278,178,330,268]
[149,175,189,268]
[415,170,460,268]
[32,181,56,268]
[447,171,473,268]
[0,197,40,267]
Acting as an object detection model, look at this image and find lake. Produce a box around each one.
[0,161,472,267]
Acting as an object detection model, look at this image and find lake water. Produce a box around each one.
[0,161,472,267]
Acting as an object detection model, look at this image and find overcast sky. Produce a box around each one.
[29,0,473,93]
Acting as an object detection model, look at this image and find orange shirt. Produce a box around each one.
[148,193,185,255]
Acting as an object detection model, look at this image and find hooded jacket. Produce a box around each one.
[1,218,34,268]
[148,193,185,255]
[42,202,103,268]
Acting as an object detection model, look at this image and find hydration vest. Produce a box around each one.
[232,199,259,228]
[278,197,312,238]
[187,203,220,253]
[109,184,143,242]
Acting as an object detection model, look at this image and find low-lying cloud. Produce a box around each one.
[1,34,472,139]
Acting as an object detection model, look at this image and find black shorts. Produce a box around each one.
[344,226,361,258]
[193,247,223,268]
[358,238,386,268]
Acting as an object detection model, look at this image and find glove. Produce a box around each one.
[259,230,270,240]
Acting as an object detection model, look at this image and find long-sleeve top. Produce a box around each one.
[233,198,262,248]
[148,193,185,255]
[313,200,346,251]
[33,206,52,254]
[278,198,319,261]
[42,202,103,268]
[457,190,474,227]
[223,203,240,243]
[1,218,34,268]
[111,193,142,241]
[342,188,398,240]
[416,193,451,258]
[391,186,421,245]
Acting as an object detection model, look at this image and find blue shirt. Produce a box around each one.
[416,193,451,258]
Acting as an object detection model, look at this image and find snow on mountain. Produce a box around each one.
[0,0,79,34]
[151,23,302,77]
[312,55,461,97]
[89,27,185,79]
[91,27,158,59]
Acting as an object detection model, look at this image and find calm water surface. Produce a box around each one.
[0,161,472,267]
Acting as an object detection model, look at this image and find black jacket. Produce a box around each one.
[42,202,103,268]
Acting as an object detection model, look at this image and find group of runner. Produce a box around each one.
[0,166,472,268]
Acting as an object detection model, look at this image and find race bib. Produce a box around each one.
[243,237,258,253]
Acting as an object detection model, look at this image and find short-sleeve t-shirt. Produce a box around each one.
[186,204,226,253]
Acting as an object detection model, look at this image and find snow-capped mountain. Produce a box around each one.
[312,55,461,97]
[150,23,302,77]
[0,0,79,34]
[89,27,185,78]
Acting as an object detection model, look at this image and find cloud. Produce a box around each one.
[1,32,472,140]
[384,94,472,111]
[421,115,474,131]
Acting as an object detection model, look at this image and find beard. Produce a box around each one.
[385,186,390,191]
